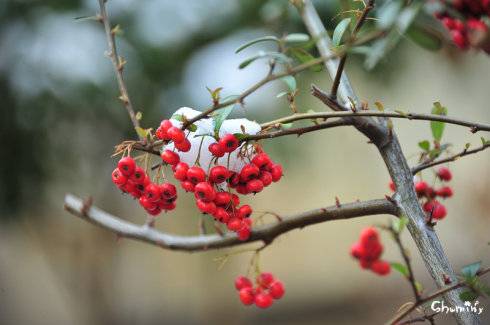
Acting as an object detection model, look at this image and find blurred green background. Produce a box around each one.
[0,0,489,324]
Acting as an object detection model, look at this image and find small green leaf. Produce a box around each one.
[459,290,479,302]
[187,124,197,132]
[431,102,447,142]
[213,105,236,136]
[465,143,471,149]
[283,33,310,44]
[135,127,149,139]
[280,76,296,92]
[332,18,351,46]
[393,215,409,234]
[238,51,291,69]
[391,262,409,277]
[281,123,293,129]
[406,25,443,51]
[418,140,430,151]
[233,133,248,141]
[135,111,142,121]
[461,261,481,278]
[235,36,279,53]
[415,281,423,294]
[171,114,185,122]
[374,101,384,111]
[288,48,322,72]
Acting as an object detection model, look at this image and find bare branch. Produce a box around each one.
[388,267,490,325]
[411,143,490,174]
[98,0,142,138]
[64,194,396,252]
[260,110,490,133]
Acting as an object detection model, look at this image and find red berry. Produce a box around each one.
[257,272,275,288]
[159,201,176,211]
[451,30,468,49]
[254,292,273,308]
[359,227,379,247]
[156,120,173,140]
[196,199,217,215]
[246,179,264,194]
[118,157,136,176]
[467,19,488,31]
[194,182,216,202]
[231,194,240,207]
[239,287,255,305]
[237,205,252,219]
[240,164,260,182]
[186,166,206,184]
[139,196,157,210]
[167,126,185,143]
[175,138,191,152]
[363,242,383,261]
[213,207,231,223]
[370,260,391,276]
[350,243,365,259]
[181,180,195,192]
[112,168,127,186]
[271,164,283,182]
[209,165,230,184]
[218,134,239,153]
[227,217,243,231]
[236,184,250,195]
[161,150,180,165]
[235,276,252,290]
[144,183,161,202]
[237,226,251,241]
[437,167,452,181]
[214,192,232,206]
[159,183,177,199]
[260,171,273,187]
[432,202,447,220]
[442,17,456,30]
[131,166,146,184]
[208,143,225,157]
[436,186,453,198]
[173,162,189,181]
[414,181,428,195]
[252,153,271,170]
[146,206,162,216]
[388,180,396,191]
[269,281,285,299]
[423,200,436,213]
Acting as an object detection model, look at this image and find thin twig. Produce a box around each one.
[64,194,397,252]
[98,0,142,138]
[387,267,490,324]
[411,143,490,174]
[331,0,375,99]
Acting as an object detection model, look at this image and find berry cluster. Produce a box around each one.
[435,0,489,51]
[235,273,285,308]
[389,166,453,221]
[350,227,391,276]
[112,157,177,215]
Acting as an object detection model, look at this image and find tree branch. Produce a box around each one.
[299,1,480,324]
[97,0,141,138]
[388,267,490,325]
[64,194,396,252]
[411,143,490,174]
[260,110,490,133]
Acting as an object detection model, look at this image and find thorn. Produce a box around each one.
[335,196,341,208]
[385,195,396,204]
[442,274,452,285]
[81,196,93,216]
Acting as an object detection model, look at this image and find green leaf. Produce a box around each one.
[461,261,482,278]
[391,262,409,277]
[238,51,291,69]
[281,123,293,129]
[415,281,423,294]
[393,215,409,234]
[374,101,384,111]
[187,124,197,132]
[418,140,430,151]
[283,33,310,44]
[213,105,236,136]
[235,36,279,53]
[135,127,149,139]
[332,18,351,46]
[135,111,142,121]
[431,102,447,142]
[348,46,371,55]
[171,114,184,122]
[288,48,322,72]
[280,76,296,92]
[459,290,479,301]
[233,133,248,141]
[405,24,443,51]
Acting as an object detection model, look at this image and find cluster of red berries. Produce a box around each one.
[389,166,453,220]
[235,273,285,308]
[350,227,391,276]
[435,0,489,51]
[112,157,177,215]
[158,119,282,240]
